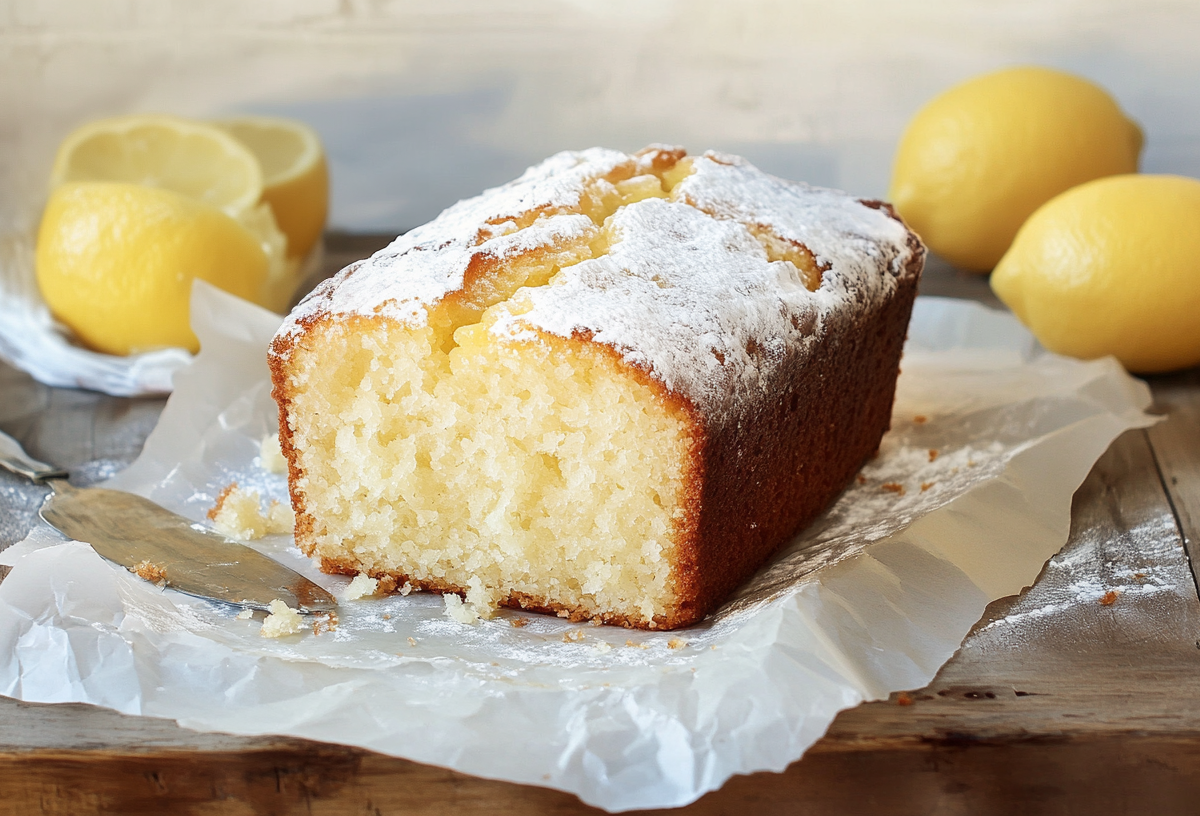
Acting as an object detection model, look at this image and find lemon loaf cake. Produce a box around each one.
[269,146,924,629]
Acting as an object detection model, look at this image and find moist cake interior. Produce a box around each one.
[282,153,825,626]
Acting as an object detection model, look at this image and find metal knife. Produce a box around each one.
[0,427,336,614]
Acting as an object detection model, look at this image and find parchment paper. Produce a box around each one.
[0,282,1155,811]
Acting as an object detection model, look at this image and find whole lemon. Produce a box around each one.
[889,66,1143,271]
[36,182,269,355]
[991,174,1200,374]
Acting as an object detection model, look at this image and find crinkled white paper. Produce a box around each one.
[0,282,1155,811]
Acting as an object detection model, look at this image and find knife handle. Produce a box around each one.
[0,428,70,483]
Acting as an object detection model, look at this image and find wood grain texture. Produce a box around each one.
[1,236,1199,814]
[1145,368,1200,596]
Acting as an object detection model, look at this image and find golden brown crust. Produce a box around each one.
[206,482,238,521]
[268,174,926,632]
[318,551,687,630]
[674,243,923,625]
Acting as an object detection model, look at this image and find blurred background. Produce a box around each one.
[2,0,1198,235]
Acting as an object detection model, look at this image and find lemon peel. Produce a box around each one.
[991,174,1200,374]
[36,182,269,355]
[889,66,1142,271]
[215,116,329,258]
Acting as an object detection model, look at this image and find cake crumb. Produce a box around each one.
[594,641,613,653]
[913,415,927,424]
[625,639,649,650]
[855,473,867,485]
[209,483,293,540]
[260,599,305,638]
[443,594,480,624]
[407,637,417,647]
[376,576,398,594]
[897,692,913,706]
[399,581,413,596]
[236,608,254,620]
[464,577,499,620]
[881,482,906,495]
[668,638,687,650]
[260,434,288,474]
[928,449,939,462]
[563,630,586,643]
[510,617,529,628]
[266,501,294,534]
[131,559,167,587]
[312,613,338,635]
[921,481,935,492]
[342,573,380,601]
[1099,590,1120,606]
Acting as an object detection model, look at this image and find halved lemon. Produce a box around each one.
[49,113,263,216]
[214,116,329,257]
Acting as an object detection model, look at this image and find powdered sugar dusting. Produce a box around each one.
[274,146,919,426]
[492,197,822,420]
[277,147,628,336]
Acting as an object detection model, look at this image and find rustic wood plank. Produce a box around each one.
[1145,369,1200,596]
[826,428,1200,745]
[2,735,1200,816]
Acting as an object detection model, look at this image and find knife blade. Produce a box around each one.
[39,480,337,614]
[2,427,336,614]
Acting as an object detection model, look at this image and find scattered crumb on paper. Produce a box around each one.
[342,573,379,601]
[313,613,338,635]
[236,608,254,620]
[131,559,167,587]
[260,434,288,474]
[266,501,293,534]
[260,599,305,638]
[209,483,294,540]
[443,594,479,624]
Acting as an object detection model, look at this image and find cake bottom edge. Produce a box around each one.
[318,555,699,631]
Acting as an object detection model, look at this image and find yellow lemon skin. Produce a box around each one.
[36,182,268,356]
[260,149,328,258]
[215,117,329,258]
[890,66,1142,271]
[991,174,1200,374]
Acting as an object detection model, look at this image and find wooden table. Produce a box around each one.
[1,237,1198,815]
